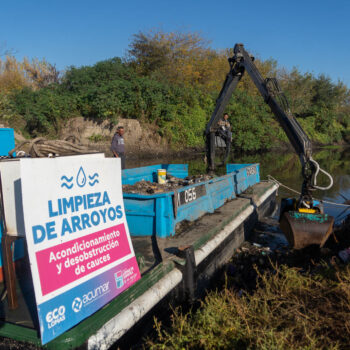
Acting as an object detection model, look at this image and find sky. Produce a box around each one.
[1,0,350,86]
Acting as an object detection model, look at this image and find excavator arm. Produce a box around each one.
[205,43,334,248]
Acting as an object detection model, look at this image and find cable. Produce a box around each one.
[266,175,299,195]
[266,175,350,208]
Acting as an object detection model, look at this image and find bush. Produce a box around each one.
[0,93,17,122]
[12,87,76,135]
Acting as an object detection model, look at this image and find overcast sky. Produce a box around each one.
[1,0,349,86]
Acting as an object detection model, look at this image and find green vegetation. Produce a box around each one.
[147,264,350,349]
[88,133,109,142]
[1,30,349,151]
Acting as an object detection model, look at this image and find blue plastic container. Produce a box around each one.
[122,163,260,238]
[0,128,15,156]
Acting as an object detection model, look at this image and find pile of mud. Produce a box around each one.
[122,174,213,194]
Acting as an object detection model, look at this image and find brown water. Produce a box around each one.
[125,147,350,223]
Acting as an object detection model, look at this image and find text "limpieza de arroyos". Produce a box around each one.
[32,191,123,244]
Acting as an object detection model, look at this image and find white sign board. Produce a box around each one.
[20,157,140,344]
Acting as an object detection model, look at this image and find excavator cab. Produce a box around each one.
[205,43,334,249]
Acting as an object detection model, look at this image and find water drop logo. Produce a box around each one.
[88,173,99,187]
[60,167,99,190]
[76,166,87,188]
[60,175,73,189]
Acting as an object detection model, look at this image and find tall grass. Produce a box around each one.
[148,264,350,349]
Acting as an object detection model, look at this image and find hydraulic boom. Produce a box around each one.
[205,44,334,249]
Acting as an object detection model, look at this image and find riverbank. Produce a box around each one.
[6,113,350,163]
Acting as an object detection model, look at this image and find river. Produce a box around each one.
[126,147,350,224]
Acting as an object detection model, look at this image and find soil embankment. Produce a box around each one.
[59,117,172,158]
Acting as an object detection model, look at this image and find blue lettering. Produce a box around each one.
[58,198,62,215]
[49,192,111,217]
[83,194,87,208]
[71,216,82,232]
[91,211,100,226]
[116,205,123,219]
[99,208,107,223]
[74,196,83,212]
[87,193,94,208]
[95,192,101,206]
[108,207,116,221]
[81,213,91,229]
[46,221,57,240]
[103,191,110,205]
[61,218,73,236]
[48,201,58,217]
[62,197,75,214]
[32,225,46,244]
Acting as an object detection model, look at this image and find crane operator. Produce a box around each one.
[217,112,232,162]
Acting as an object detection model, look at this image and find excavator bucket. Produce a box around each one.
[280,211,334,249]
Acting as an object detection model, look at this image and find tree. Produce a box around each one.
[22,58,60,88]
[278,68,314,116]
[311,74,348,112]
[0,56,60,94]
[127,29,228,91]
[0,56,28,93]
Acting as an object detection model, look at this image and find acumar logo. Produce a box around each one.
[72,282,110,313]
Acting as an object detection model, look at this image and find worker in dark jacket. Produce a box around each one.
[217,113,232,162]
[111,126,126,169]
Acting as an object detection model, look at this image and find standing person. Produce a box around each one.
[111,126,126,170]
[217,113,232,163]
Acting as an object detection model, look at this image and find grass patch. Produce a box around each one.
[88,133,110,142]
[147,263,350,349]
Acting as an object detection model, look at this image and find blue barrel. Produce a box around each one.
[0,128,15,156]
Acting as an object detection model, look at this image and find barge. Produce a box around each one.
[0,170,277,349]
[0,128,278,349]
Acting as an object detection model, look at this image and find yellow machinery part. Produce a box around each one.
[298,208,317,214]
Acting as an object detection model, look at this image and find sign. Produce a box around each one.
[246,166,257,176]
[20,157,140,344]
[177,184,206,207]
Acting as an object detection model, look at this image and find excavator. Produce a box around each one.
[205,43,334,249]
